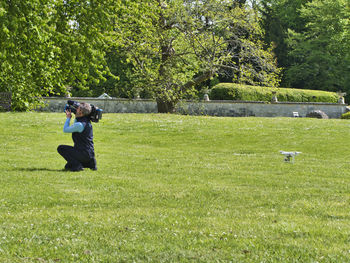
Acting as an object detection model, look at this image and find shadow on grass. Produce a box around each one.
[14,167,66,172]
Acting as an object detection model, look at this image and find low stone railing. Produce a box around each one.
[39,97,348,119]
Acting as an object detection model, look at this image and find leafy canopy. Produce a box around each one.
[0,0,117,110]
[285,0,350,92]
[115,0,281,112]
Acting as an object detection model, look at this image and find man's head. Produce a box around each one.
[76,102,91,117]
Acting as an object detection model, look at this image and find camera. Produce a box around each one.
[64,100,103,123]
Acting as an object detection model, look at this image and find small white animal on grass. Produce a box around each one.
[279,151,302,163]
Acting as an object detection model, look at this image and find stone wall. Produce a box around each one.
[41,97,157,114]
[40,97,348,119]
[177,101,347,118]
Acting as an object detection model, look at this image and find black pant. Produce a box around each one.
[57,145,95,171]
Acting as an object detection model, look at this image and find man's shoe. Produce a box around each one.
[83,158,97,171]
[70,166,84,172]
[64,163,72,170]
[70,167,84,172]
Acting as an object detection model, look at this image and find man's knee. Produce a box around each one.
[57,145,62,152]
[57,145,66,154]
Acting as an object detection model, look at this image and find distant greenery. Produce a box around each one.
[1,113,350,262]
[1,0,348,111]
[259,0,350,95]
[285,0,350,94]
[114,0,281,112]
[210,83,339,103]
[0,0,281,111]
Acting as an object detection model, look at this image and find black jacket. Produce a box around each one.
[72,116,95,158]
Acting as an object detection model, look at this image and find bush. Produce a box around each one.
[210,83,338,103]
[341,112,350,119]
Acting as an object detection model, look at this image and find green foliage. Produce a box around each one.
[341,112,350,119]
[0,0,116,110]
[0,0,282,111]
[259,0,310,84]
[115,0,281,112]
[210,83,338,102]
[2,113,350,261]
[86,50,143,99]
[259,0,350,98]
[261,0,350,96]
[285,0,350,94]
[0,0,59,110]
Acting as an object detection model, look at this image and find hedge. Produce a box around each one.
[210,83,339,103]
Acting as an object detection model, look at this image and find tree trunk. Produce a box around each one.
[156,70,215,113]
[156,98,176,113]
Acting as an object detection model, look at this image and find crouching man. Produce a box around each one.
[57,102,97,171]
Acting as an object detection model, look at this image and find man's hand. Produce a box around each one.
[65,109,72,119]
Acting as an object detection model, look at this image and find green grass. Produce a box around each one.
[1,112,350,262]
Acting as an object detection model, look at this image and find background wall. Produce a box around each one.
[40,97,348,119]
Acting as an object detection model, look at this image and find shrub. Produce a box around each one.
[341,112,350,119]
[210,83,338,103]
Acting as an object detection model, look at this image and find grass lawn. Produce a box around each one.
[1,112,350,262]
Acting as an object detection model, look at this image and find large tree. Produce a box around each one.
[0,0,116,110]
[116,0,281,113]
[259,0,310,84]
[260,0,350,94]
[285,0,350,93]
[0,0,57,110]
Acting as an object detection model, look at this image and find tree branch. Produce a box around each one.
[181,70,215,90]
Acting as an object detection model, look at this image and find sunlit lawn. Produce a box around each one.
[1,112,350,262]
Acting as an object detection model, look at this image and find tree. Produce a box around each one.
[83,49,138,98]
[285,0,350,93]
[0,0,58,110]
[259,0,310,85]
[116,0,281,113]
[0,0,116,110]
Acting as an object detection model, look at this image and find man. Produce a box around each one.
[57,102,97,171]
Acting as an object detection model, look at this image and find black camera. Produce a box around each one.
[64,100,103,123]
